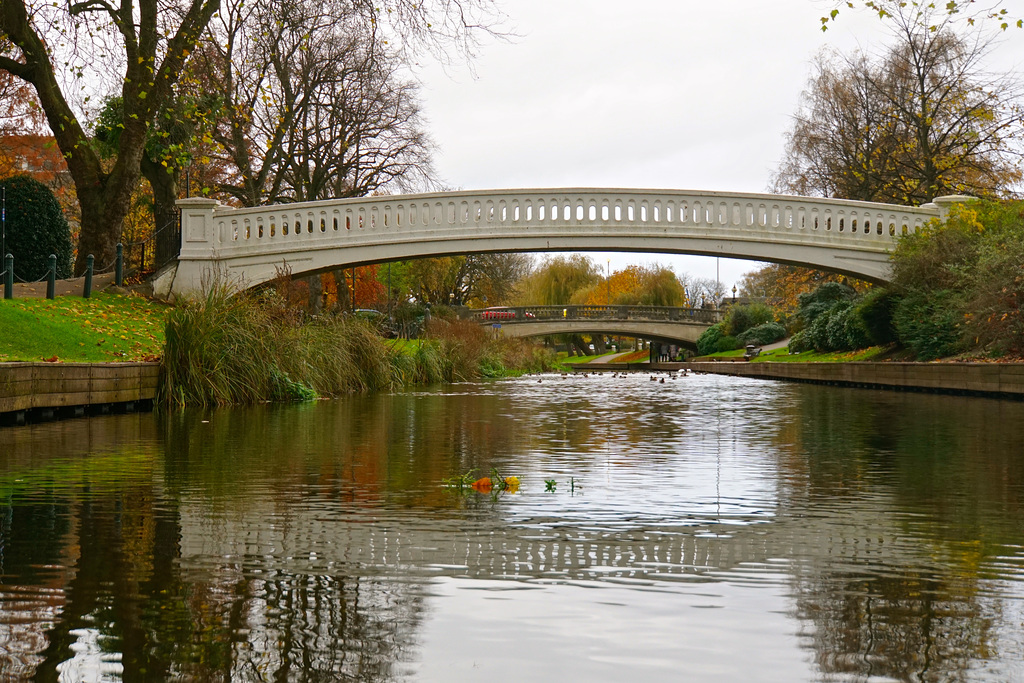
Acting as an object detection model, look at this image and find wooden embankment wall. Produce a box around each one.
[0,362,161,416]
[670,361,1024,399]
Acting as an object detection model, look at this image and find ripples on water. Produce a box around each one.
[2,372,1024,681]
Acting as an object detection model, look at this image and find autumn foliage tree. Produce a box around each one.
[575,264,687,307]
[775,6,1023,205]
[739,264,868,321]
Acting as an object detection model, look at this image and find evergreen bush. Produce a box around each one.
[892,289,964,360]
[738,321,786,346]
[696,322,725,356]
[1,175,73,280]
[723,302,774,337]
[715,335,740,353]
[853,287,897,345]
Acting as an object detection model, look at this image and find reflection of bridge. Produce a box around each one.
[463,305,721,345]
[166,189,965,296]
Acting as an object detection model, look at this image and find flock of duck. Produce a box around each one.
[538,369,696,383]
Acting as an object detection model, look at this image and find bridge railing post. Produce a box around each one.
[176,198,221,256]
[928,195,975,222]
[174,197,222,295]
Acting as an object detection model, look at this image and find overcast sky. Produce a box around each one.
[414,1,1024,290]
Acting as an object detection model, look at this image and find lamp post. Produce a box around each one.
[732,284,737,305]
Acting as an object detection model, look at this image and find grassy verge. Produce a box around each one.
[750,346,888,362]
[694,345,888,363]
[0,292,168,362]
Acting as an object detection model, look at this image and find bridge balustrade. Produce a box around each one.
[172,190,970,296]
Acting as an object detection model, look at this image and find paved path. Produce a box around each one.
[4,272,116,299]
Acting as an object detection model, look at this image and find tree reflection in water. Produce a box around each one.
[779,387,1024,683]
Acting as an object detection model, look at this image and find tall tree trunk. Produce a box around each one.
[141,157,181,267]
[307,274,323,313]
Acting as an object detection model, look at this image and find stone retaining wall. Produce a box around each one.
[676,361,1024,398]
[0,362,161,414]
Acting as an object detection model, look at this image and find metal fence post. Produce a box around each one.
[3,254,12,299]
[84,254,94,298]
[46,254,56,299]
[115,243,124,286]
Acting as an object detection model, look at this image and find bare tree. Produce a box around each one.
[774,9,1023,204]
[196,0,510,205]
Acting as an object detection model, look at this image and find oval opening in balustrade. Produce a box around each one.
[345,215,351,230]
[320,218,326,233]
[258,223,264,238]
[283,220,289,236]
[839,218,845,232]
[270,222,276,237]
[333,217,338,231]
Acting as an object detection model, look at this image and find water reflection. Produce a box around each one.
[1,375,1023,681]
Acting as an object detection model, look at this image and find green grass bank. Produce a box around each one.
[0,293,168,362]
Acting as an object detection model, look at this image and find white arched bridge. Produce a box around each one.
[165,189,968,296]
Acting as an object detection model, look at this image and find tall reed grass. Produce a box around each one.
[162,286,399,407]
[161,287,559,407]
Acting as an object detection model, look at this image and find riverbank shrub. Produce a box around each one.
[891,289,965,360]
[722,302,775,337]
[789,282,875,353]
[696,323,724,356]
[852,287,897,346]
[890,200,1024,357]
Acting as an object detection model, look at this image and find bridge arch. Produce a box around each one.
[168,189,966,296]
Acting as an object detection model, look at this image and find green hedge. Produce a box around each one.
[1,175,73,280]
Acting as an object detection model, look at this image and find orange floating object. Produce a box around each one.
[471,477,493,492]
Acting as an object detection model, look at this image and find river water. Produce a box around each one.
[1,372,1023,682]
